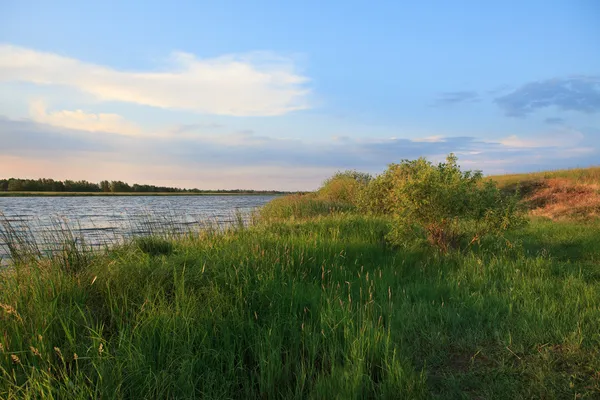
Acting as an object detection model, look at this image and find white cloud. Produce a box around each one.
[499,135,546,148]
[29,100,142,136]
[2,114,597,190]
[412,135,446,143]
[0,44,310,116]
[498,130,584,148]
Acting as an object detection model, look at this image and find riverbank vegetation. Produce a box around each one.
[0,191,286,197]
[1,156,599,399]
[0,178,290,195]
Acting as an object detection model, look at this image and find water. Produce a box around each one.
[0,195,276,261]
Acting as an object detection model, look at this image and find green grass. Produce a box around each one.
[1,213,600,398]
[259,194,355,220]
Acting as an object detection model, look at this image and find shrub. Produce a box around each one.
[358,167,399,215]
[317,170,372,205]
[384,154,526,252]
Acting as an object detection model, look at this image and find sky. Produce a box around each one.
[0,0,599,190]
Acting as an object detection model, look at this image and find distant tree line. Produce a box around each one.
[0,178,289,194]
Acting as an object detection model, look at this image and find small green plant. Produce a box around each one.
[384,154,526,252]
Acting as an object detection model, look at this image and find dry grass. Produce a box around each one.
[526,179,600,220]
[489,167,600,220]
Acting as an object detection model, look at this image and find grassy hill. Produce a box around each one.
[491,166,600,188]
[490,166,600,221]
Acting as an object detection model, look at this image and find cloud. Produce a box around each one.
[1,117,484,171]
[498,129,584,149]
[434,91,479,106]
[486,85,512,96]
[331,135,351,143]
[495,76,600,117]
[0,44,310,116]
[0,116,114,156]
[412,135,445,143]
[170,123,223,135]
[29,100,142,136]
[1,116,597,190]
[544,117,565,125]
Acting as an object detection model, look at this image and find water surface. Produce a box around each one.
[0,195,276,260]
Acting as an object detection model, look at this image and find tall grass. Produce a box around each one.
[1,212,599,398]
[0,215,96,273]
[0,209,257,266]
[259,194,355,220]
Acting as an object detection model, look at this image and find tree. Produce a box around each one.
[110,181,132,192]
[7,179,23,191]
[52,181,65,191]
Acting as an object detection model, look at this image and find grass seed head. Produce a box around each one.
[0,303,23,322]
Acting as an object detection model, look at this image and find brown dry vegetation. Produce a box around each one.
[492,167,600,220]
[526,179,600,220]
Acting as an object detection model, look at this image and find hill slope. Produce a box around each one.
[491,167,600,220]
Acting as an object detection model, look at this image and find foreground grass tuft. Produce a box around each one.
[134,236,175,256]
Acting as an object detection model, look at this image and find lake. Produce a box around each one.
[0,195,277,261]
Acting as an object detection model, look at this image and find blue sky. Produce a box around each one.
[1,0,599,190]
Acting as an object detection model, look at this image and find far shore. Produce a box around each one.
[0,191,288,197]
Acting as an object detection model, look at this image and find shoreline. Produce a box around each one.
[0,192,288,197]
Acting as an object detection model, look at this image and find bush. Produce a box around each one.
[358,167,398,215]
[384,154,526,252]
[317,170,372,205]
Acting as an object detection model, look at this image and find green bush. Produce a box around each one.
[259,171,371,221]
[358,167,398,215]
[383,154,526,252]
[317,170,372,205]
